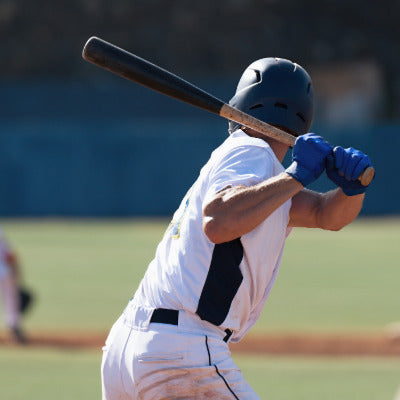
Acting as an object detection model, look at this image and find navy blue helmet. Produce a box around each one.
[229,58,314,136]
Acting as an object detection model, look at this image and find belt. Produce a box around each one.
[150,308,179,325]
[150,308,233,343]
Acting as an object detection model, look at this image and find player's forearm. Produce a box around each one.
[317,188,365,231]
[203,172,302,243]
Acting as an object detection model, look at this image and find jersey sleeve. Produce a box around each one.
[205,145,274,198]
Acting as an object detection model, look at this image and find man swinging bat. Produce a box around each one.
[99,57,374,399]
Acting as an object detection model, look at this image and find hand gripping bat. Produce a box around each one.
[82,36,374,186]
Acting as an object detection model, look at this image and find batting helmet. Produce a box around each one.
[228,58,314,136]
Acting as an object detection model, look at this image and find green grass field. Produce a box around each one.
[261,218,400,333]
[0,218,399,400]
[2,218,399,334]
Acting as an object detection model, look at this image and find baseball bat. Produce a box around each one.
[82,36,374,186]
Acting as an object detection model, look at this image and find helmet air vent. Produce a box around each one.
[274,102,288,109]
[249,104,263,110]
[253,69,262,83]
[296,112,306,122]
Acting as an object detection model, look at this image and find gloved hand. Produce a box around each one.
[18,286,34,314]
[285,133,332,186]
[326,146,373,196]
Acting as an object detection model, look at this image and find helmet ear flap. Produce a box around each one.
[228,58,314,136]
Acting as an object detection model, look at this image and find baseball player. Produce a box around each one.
[0,227,29,343]
[101,58,374,399]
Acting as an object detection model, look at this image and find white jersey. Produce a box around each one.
[133,130,291,342]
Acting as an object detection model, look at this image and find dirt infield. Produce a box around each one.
[1,331,400,356]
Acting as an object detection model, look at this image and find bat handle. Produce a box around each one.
[359,166,375,186]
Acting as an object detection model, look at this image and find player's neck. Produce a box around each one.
[242,128,289,162]
[266,139,289,162]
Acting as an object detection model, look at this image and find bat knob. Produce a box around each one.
[359,166,375,186]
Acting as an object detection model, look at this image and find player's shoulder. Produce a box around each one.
[226,129,271,149]
[202,129,280,182]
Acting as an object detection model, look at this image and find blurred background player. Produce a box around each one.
[0,226,32,343]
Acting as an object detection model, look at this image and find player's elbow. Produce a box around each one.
[318,216,349,232]
[203,216,227,244]
[202,196,242,243]
[323,224,344,232]
[202,199,229,244]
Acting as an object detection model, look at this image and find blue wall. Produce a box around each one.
[0,82,397,216]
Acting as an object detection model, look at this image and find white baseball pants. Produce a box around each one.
[0,274,20,329]
[101,303,260,400]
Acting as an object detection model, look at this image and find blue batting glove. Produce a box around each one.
[285,133,332,187]
[326,146,373,196]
